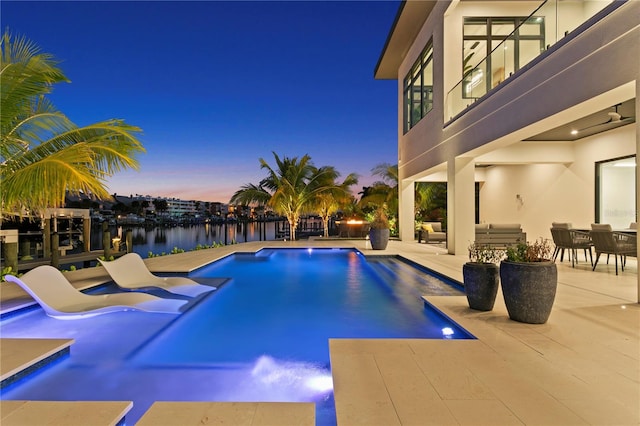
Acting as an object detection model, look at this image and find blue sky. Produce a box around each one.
[3,1,400,203]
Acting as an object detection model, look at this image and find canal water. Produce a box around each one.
[92,220,327,258]
[9,218,332,266]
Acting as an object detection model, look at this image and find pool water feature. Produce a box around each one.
[0,248,472,425]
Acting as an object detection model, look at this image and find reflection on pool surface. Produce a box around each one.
[1,248,472,425]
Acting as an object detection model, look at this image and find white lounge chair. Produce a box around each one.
[99,253,215,297]
[4,266,187,319]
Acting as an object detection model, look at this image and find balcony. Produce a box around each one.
[445,0,620,122]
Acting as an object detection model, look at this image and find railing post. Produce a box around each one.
[83,217,91,252]
[243,219,248,242]
[51,232,60,269]
[102,222,112,259]
[43,218,51,258]
[125,229,133,253]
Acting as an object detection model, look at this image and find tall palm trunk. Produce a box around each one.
[286,213,299,240]
[321,215,330,238]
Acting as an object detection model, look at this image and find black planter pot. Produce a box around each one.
[499,260,558,324]
[369,228,390,250]
[463,262,499,311]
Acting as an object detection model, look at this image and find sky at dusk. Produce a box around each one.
[3,0,400,204]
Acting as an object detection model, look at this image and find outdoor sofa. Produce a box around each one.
[475,223,526,248]
[417,222,447,244]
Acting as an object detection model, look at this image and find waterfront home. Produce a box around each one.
[375,0,639,299]
[375,3,637,247]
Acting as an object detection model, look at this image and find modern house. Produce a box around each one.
[375,0,639,297]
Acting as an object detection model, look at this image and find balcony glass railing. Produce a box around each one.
[445,0,616,122]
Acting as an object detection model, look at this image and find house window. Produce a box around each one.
[596,155,636,228]
[463,17,545,98]
[403,40,433,133]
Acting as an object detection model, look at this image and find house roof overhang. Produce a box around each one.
[374,1,437,80]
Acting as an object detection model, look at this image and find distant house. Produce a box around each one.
[375,1,638,253]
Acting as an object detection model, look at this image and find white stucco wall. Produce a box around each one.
[479,125,636,241]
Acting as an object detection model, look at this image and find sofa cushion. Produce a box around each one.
[421,223,434,233]
[489,223,521,230]
[421,222,443,232]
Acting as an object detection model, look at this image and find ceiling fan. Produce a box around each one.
[573,103,635,135]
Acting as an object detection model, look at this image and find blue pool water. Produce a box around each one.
[0,248,472,425]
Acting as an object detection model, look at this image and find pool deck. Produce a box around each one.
[1,239,638,425]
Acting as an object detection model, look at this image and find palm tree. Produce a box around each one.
[359,163,398,216]
[308,166,359,237]
[1,30,144,219]
[415,182,447,223]
[231,152,350,240]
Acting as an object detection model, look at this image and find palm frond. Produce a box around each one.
[229,183,271,206]
[1,29,69,133]
[0,30,145,218]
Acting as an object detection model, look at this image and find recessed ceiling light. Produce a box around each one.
[570,129,578,135]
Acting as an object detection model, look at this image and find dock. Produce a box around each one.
[17,250,126,272]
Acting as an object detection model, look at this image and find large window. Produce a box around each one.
[463,17,545,98]
[403,40,433,133]
[596,155,636,228]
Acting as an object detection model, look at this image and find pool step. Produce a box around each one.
[0,338,73,389]
[1,400,132,426]
[136,401,315,426]
[367,258,463,296]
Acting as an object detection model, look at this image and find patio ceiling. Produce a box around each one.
[524,98,636,142]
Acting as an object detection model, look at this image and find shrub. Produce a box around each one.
[506,238,554,262]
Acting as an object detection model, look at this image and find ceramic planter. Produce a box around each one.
[499,260,558,324]
[369,228,390,250]
[463,262,499,311]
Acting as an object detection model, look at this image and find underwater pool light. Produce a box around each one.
[442,327,455,337]
[305,375,334,393]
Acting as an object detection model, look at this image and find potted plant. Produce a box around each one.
[463,243,504,311]
[368,208,390,250]
[500,238,557,324]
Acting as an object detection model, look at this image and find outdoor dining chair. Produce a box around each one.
[590,224,637,275]
[550,222,572,262]
[551,223,593,267]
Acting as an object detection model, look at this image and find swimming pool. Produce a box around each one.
[0,248,472,424]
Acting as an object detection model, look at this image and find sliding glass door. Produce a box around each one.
[596,155,636,228]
